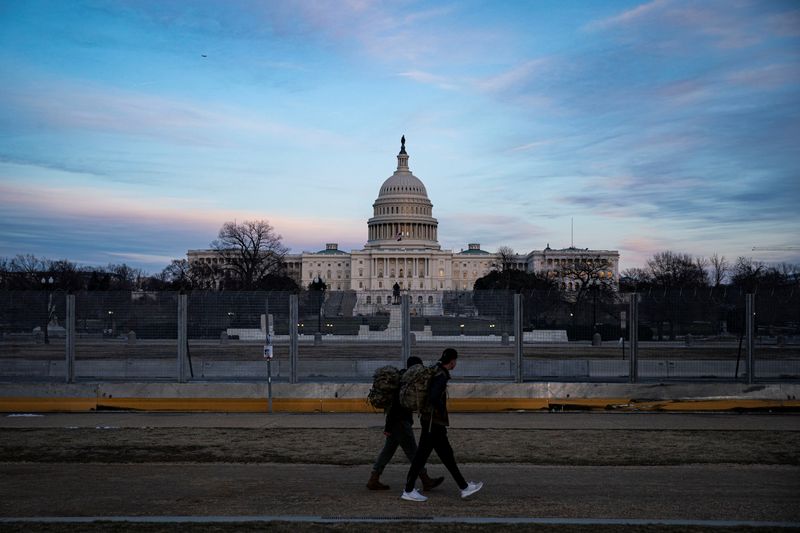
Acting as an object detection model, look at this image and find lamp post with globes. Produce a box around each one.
[590,278,600,333]
[40,276,54,344]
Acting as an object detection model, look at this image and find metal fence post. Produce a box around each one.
[629,293,638,383]
[265,297,273,413]
[401,294,411,365]
[65,294,75,383]
[177,293,187,383]
[289,294,298,384]
[514,293,523,383]
[746,293,755,384]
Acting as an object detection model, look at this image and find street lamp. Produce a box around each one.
[40,276,54,344]
[106,310,115,337]
[590,279,600,333]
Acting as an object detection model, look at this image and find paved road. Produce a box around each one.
[1,463,798,522]
[4,411,800,430]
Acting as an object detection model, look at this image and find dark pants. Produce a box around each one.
[372,421,419,475]
[405,422,467,492]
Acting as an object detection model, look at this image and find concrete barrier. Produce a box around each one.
[1,381,799,413]
[3,358,799,382]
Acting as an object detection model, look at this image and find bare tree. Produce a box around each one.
[106,263,146,290]
[211,219,289,290]
[620,267,652,291]
[492,246,517,272]
[731,256,764,291]
[558,256,617,306]
[46,259,84,291]
[162,259,193,290]
[646,251,708,289]
[10,254,45,275]
[708,253,729,287]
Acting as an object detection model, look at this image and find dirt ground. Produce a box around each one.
[2,418,799,533]
[2,427,799,465]
[0,523,791,533]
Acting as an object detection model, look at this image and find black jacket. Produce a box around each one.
[422,363,450,427]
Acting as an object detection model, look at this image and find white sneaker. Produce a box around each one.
[401,488,428,502]
[460,481,483,499]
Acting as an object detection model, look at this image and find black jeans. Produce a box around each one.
[405,421,467,492]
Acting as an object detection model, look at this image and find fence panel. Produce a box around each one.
[754,289,800,381]
[296,290,401,381]
[72,291,178,381]
[522,289,627,381]
[636,288,747,381]
[187,291,291,381]
[0,290,66,381]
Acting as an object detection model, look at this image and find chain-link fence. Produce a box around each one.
[1,289,798,383]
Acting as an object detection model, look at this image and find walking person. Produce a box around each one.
[401,348,483,502]
[367,356,445,491]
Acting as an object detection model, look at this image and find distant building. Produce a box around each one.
[189,138,619,309]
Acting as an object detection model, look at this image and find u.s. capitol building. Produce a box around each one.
[190,138,619,313]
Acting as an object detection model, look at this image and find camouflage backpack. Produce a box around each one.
[399,363,438,412]
[367,365,401,409]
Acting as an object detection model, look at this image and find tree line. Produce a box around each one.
[472,248,798,294]
[2,219,797,294]
[0,220,299,292]
[619,251,799,292]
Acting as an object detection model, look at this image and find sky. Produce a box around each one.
[1,0,799,275]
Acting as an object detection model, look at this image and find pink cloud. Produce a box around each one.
[0,181,363,253]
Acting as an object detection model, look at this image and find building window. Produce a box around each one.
[428,296,433,304]
[376,296,382,304]
[359,281,363,288]
[359,269,363,276]
[417,296,423,303]
[366,296,371,304]
[379,281,383,288]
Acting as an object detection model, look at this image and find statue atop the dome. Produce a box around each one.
[400,135,406,154]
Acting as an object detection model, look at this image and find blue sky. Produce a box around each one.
[1,0,798,274]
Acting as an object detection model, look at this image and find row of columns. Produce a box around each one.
[371,256,434,279]
[369,222,437,242]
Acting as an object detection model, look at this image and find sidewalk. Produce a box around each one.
[3,411,800,430]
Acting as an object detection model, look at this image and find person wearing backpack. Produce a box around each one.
[367,355,445,491]
[401,348,483,502]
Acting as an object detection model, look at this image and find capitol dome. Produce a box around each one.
[365,137,440,250]
[378,170,428,197]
